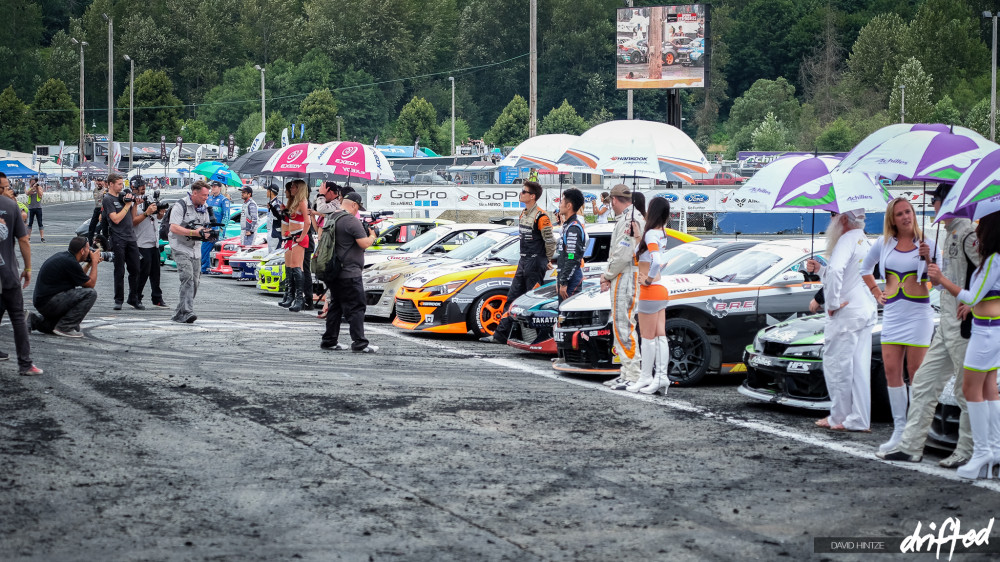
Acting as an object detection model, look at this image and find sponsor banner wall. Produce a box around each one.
[366,185,931,216]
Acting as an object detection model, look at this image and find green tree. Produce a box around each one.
[586,107,615,130]
[889,58,934,124]
[31,78,78,144]
[438,118,470,153]
[239,0,303,66]
[297,89,340,143]
[965,98,990,138]
[907,0,990,97]
[118,13,172,72]
[116,70,183,141]
[199,65,260,134]
[484,95,528,147]
[0,86,34,152]
[750,112,792,151]
[234,111,284,149]
[728,77,800,134]
[539,0,614,118]
[814,118,856,152]
[178,119,219,144]
[846,13,909,107]
[396,97,439,152]
[42,30,81,96]
[539,100,586,136]
[931,95,963,126]
[0,1,44,99]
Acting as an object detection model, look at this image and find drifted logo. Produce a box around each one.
[341,146,359,159]
[286,149,303,161]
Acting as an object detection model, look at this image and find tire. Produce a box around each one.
[629,51,641,64]
[470,291,508,337]
[664,52,675,65]
[665,317,711,386]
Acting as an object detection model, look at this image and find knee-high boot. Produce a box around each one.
[627,338,657,392]
[957,401,994,479]
[289,268,305,312]
[990,400,1000,476]
[278,267,294,307]
[640,335,670,395]
[879,385,908,453]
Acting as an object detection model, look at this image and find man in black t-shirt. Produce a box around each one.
[0,172,40,375]
[319,192,378,353]
[30,237,100,337]
[102,173,143,310]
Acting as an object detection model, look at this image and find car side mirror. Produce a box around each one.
[430,244,446,254]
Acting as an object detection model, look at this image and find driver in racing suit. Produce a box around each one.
[879,183,977,466]
[202,181,231,273]
[808,209,877,431]
[600,184,646,390]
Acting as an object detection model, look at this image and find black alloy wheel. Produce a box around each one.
[665,317,711,386]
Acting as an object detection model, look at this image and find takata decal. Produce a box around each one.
[706,296,757,318]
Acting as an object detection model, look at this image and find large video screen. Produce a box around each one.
[616,4,707,89]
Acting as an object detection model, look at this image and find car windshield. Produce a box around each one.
[491,240,522,262]
[446,231,507,260]
[702,249,784,284]
[660,244,717,275]
[398,226,448,253]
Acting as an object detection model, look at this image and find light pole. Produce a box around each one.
[985,11,997,141]
[102,13,113,168]
[529,0,537,137]
[899,84,906,123]
[448,76,455,156]
[123,54,134,174]
[253,65,266,133]
[70,38,87,164]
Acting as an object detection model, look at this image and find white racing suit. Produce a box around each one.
[820,228,877,430]
[896,219,978,458]
[603,206,646,382]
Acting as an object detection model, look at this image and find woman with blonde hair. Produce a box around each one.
[279,179,310,312]
[861,197,941,452]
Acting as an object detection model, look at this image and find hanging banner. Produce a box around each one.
[227,134,235,160]
[57,141,65,165]
[249,132,266,152]
[280,128,289,148]
[112,142,122,169]
[300,124,305,139]
[161,136,168,161]
[290,124,296,140]
[168,146,179,167]
[194,145,204,167]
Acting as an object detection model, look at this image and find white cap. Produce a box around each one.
[843,208,866,221]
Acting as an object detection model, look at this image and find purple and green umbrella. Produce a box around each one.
[934,147,1000,223]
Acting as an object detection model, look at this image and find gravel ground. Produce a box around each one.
[1,200,997,561]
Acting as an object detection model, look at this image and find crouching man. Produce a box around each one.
[29,237,100,338]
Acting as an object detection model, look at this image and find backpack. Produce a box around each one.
[159,199,188,242]
[311,212,347,283]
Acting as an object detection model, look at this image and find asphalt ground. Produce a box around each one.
[1,200,998,561]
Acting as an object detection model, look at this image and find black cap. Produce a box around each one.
[931,182,952,200]
[130,176,146,187]
[241,186,253,195]
[343,191,365,211]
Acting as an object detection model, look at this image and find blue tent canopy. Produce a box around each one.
[0,160,38,177]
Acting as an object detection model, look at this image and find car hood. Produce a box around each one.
[512,280,601,317]
[403,259,512,288]
[560,285,612,312]
[758,314,828,346]
[230,247,270,261]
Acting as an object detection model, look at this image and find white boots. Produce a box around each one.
[879,385,909,454]
[626,337,670,395]
[991,401,1000,474]
[957,401,995,480]
[640,336,670,395]
[627,338,657,392]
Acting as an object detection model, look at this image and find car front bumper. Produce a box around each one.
[740,348,829,410]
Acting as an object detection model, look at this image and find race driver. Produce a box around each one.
[482,180,556,344]
[600,184,646,391]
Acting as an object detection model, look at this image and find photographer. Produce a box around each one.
[131,177,167,308]
[102,173,143,310]
[29,237,100,337]
[319,192,378,353]
[168,180,212,324]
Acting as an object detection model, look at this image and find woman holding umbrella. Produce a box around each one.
[928,212,1000,479]
[861,197,941,454]
[280,179,310,312]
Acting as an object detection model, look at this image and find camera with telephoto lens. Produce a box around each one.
[90,235,114,262]
[181,219,218,242]
[141,189,165,213]
[362,210,394,236]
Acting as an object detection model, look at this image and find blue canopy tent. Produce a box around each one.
[0,160,39,177]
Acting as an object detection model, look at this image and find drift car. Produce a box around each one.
[679,37,705,66]
[369,218,453,251]
[553,239,824,385]
[740,291,949,429]
[364,228,519,319]
[208,231,268,275]
[229,245,275,280]
[392,238,562,337]
[256,248,290,293]
[365,223,500,269]
[504,224,674,354]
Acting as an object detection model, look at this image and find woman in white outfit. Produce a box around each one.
[592,192,611,224]
[808,210,878,431]
[928,211,1000,479]
[628,197,672,395]
[861,198,941,452]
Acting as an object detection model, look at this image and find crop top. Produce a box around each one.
[958,253,1000,306]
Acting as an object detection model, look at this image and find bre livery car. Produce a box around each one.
[363,228,519,319]
[504,225,684,354]
[553,239,824,385]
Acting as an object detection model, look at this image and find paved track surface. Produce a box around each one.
[1,201,996,561]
